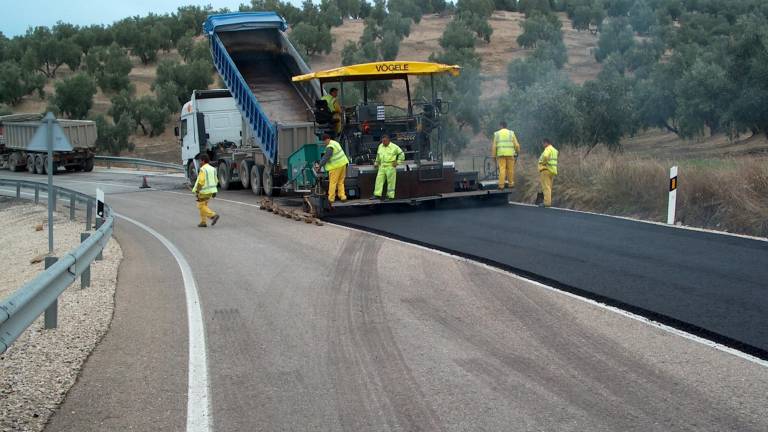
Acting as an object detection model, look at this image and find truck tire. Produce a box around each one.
[8,153,22,172]
[250,164,262,196]
[27,155,36,173]
[35,154,45,174]
[187,160,198,185]
[240,160,254,189]
[262,162,280,197]
[83,157,94,172]
[217,160,232,190]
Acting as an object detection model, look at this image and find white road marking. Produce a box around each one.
[509,202,768,242]
[333,223,768,369]
[115,213,212,432]
[162,190,262,208]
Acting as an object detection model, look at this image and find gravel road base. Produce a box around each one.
[0,198,122,432]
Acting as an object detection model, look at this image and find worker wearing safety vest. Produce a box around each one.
[191,154,220,227]
[491,121,521,189]
[322,87,342,135]
[373,134,405,200]
[538,138,558,208]
[317,133,349,203]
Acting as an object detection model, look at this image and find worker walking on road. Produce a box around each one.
[322,87,342,136]
[492,121,521,190]
[317,134,349,203]
[192,154,220,227]
[538,138,558,208]
[373,134,405,200]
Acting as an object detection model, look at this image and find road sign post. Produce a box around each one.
[667,166,678,225]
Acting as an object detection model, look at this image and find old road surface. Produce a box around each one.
[1,169,766,432]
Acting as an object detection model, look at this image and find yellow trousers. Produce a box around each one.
[497,156,516,188]
[328,165,347,202]
[197,194,216,224]
[374,166,396,199]
[539,171,554,207]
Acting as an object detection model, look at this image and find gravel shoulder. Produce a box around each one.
[0,197,122,432]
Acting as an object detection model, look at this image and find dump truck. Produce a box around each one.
[183,12,507,216]
[178,12,321,195]
[0,113,97,174]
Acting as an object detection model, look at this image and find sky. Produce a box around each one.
[0,0,250,37]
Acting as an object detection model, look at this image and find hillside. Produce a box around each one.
[9,12,768,163]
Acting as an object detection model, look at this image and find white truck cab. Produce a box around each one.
[177,89,243,183]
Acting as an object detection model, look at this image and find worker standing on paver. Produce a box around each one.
[538,138,558,208]
[317,133,349,203]
[192,154,220,227]
[491,121,521,190]
[373,134,405,200]
[322,87,342,135]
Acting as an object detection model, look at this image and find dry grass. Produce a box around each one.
[509,148,768,237]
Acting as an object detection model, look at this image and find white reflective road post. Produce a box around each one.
[667,166,678,225]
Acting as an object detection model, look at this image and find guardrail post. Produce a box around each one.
[44,256,59,329]
[80,233,91,289]
[34,184,40,204]
[69,193,76,220]
[16,183,21,198]
[95,218,104,261]
[86,200,93,230]
[107,160,111,169]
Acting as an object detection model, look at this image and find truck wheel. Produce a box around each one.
[217,160,232,190]
[262,163,274,196]
[240,161,254,189]
[83,157,94,172]
[27,155,36,173]
[35,155,45,174]
[250,164,263,196]
[8,153,21,172]
[187,160,198,185]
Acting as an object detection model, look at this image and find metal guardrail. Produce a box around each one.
[0,179,113,353]
[94,155,184,172]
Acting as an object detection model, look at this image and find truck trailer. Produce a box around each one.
[0,114,97,174]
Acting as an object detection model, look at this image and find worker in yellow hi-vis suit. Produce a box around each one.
[192,154,220,227]
[322,87,342,135]
[373,135,405,200]
[491,121,521,189]
[538,138,558,208]
[317,133,349,203]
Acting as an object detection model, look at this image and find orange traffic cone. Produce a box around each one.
[140,176,151,189]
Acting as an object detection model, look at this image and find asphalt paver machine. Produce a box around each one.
[291,61,510,216]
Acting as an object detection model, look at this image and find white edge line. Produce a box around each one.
[162,190,262,208]
[508,201,768,243]
[114,213,212,432]
[331,222,768,369]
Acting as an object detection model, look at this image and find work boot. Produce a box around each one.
[198,222,207,228]
[211,214,220,226]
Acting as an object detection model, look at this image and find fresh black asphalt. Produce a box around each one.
[329,204,768,358]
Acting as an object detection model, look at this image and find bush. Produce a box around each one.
[290,23,333,56]
[154,59,214,105]
[85,43,133,93]
[94,115,135,155]
[50,73,97,119]
[0,61,46,105]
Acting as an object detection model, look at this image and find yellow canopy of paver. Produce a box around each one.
[292,61,461,83]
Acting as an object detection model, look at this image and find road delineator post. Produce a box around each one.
[667,166,678,225]
[95,218,104,261]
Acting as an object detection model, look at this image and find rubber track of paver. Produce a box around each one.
[328,204,768,359]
